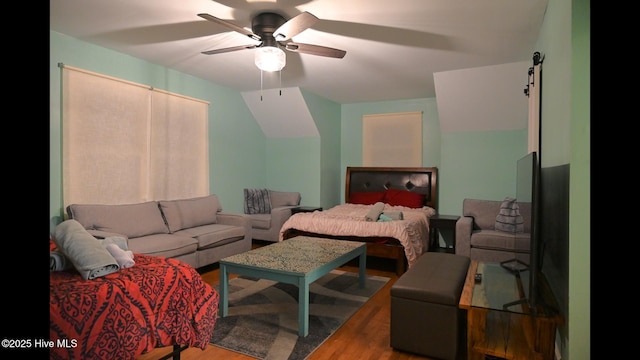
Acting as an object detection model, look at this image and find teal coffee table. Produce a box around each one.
[218,236,367,337]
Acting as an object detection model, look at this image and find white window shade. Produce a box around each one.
[362,111,423,167]
[62,68,151,206]
[61,65,209,208]
[150,90,209,200]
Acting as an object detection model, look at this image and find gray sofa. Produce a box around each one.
[455,198,531,264]
[245,190,301,243]
[66,194,252,269]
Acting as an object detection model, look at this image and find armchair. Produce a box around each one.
[455,198,531,264]
[244,189,301,243]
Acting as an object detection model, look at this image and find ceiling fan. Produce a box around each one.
[198,11,346,71]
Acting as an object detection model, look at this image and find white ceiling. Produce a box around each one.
[50,0,549,105]
[242,87,320,138]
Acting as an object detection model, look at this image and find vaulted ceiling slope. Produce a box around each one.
[49,0,548,104]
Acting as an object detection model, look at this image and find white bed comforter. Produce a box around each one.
[279,203,436,268]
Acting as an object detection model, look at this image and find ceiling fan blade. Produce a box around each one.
[198,13,261,41]
[274,11,319,41]
[285,42,346,59]
[202,44,258,55]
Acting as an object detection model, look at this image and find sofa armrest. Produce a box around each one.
[217,212,252,242]
[455,216,473,257]
[270,206,296,227]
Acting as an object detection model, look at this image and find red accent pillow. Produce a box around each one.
[384,189,425,208]
[349,191,386,205]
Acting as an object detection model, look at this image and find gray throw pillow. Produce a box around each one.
[495,197,524,233]
[244,188,271,214]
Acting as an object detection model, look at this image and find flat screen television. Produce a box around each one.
[501,151,541,314]
[539,163,569,324]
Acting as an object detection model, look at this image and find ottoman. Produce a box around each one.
[390,252,470,360]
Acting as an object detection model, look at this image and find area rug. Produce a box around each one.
[210,270,389,360]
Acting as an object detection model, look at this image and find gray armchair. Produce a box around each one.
[455,198,531,264]
[244,189,301,243]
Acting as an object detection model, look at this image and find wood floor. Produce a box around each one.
[137,243,439,360]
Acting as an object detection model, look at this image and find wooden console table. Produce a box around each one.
[459,261,563,360]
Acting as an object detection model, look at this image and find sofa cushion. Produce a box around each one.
[471,230,531,252]
[175,223,246,249]
[269,190,301,208]
[247,213,272,230]
[127,233,198,258]
[244,188,271,214]
[462,199,502,230]
[67,201,169,238]
[159,195,221,233]
[463,198,532,232]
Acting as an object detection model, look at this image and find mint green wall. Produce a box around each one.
[50,30,266,227]
[439,130,528,214]
[265,137,321,206]
[569,1,590,357]
[568,2,590,358]
[301,89,342,210]
[536,0,590,359]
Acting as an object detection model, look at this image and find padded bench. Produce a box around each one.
[390,252,470,360]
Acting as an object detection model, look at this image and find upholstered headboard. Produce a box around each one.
[345,166,438,209]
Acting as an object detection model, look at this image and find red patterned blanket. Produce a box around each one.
[49,253,218,360]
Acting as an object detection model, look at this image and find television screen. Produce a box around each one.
[520,151,541,313]
[540,164,569,321]
[502,151,540,313]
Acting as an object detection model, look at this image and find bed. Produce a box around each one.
[49,241,219,360]
[280,166,438,274]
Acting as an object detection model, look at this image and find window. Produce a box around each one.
[362,111,422,167]
[61,65,209,207]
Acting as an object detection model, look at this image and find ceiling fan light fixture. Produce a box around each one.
[255,46,286,72]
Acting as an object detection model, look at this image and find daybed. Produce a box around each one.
[455,198,531,264]
[280,166,438,274]
[49,221,218,360]
[66,194,252,269]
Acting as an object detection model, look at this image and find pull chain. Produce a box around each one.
[259,68,283,100]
